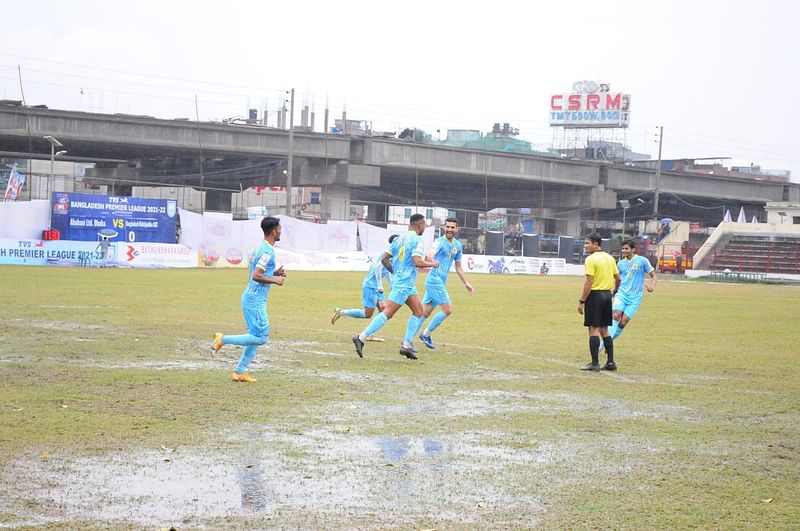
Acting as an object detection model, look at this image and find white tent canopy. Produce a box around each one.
[736,206,747,223]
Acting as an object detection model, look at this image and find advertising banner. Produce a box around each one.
[549,82,631,128]
[0,238,112,267]
[461,254,566,275]
[119,242,198,268]
[50,192,178,243]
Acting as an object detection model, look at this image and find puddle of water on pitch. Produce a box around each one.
[5,429,552,527]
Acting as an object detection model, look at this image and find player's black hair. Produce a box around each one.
[621,239,637,249]
[445,217,459,225]
[389,234,399,243]
[261,216,280,236]
[409,213,426,225]
[586,233,602,246]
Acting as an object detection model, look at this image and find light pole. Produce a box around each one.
[652,126,663,220]
[619,199,630,237]
[43,136,64,200]
[285,88,295,217]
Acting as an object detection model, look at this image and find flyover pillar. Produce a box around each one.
[321,185,351,221]
[366,200,388,224]
[562,211,582,238]
[204,189,232,213]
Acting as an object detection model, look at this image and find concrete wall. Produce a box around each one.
[765,202,800,224]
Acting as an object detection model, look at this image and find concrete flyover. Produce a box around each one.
[1,103,796,228]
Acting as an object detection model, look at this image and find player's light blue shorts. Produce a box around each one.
[362,286,385,309]
[613,292,643,320]
[242,296,270,339]
[422,283,451,306]
[388,285,418,305]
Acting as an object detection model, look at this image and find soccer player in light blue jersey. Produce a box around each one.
[211,216,286,383]
[331,234,398,333]
[416,218,474,350]
[605,239,657,352]
[352,214,439,360]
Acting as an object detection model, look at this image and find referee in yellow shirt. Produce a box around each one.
[578,234,621,371]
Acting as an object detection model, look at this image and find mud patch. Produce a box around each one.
[8,319,106,332]
[45,357,222,371]
[460,390,701,422]
[328,390,700,424]
[36,305,120,309]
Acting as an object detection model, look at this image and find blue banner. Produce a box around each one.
[50,192,178,243]
[0,239,112,266]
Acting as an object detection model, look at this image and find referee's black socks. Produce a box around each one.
[602,336,614,363]
[589,336,600,365]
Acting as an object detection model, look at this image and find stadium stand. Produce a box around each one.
[693,223,800,276]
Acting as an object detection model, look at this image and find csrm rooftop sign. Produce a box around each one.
[549,81,631,128]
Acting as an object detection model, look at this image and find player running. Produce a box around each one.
[211,216,286,383]
[415,217,474,350]
[606,239,657,346]
[331,235,398,337]
[352,214,438,360]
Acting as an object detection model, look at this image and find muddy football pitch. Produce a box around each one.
[1,266,798,529]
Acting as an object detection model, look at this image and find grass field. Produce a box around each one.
[0,265,798,529]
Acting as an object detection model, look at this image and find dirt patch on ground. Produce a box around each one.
[7,318,107,332]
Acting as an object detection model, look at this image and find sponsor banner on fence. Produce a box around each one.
[0,238,571,274]
[275,249,372,272]
[272,252,567,275]
[0,239,197,268]
[462,254,566,275]
[0,238,110,266]
[120,243,198,268]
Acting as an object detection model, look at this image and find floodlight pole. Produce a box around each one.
[622,205,628,237]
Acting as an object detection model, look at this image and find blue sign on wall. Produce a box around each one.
[50,192,178,243]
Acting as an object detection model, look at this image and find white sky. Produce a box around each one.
[3,0,799,181]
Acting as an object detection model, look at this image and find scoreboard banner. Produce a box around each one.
[50,192,178,243]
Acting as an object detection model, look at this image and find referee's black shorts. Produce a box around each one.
[584,290,613,327]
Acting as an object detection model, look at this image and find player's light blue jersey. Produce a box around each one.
[243,241,276,304]
[362,253,391,290]
[388,230,423,289]
[426,236,463,286]
[617,254,653,299]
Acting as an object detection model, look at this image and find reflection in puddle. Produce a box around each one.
[379,437,409,461]
[424,438,443,455]
[4,430,553,528]
[239,461,268,512]
[377,437,449,497]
